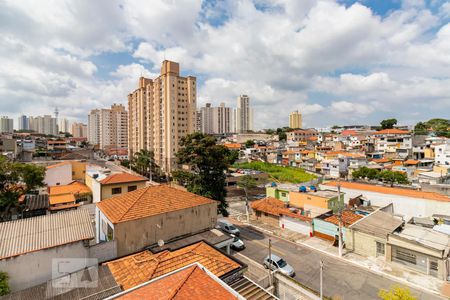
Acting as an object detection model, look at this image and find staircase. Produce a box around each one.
[229,276,277,300]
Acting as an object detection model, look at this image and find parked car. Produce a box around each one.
[217,219,240,236]
[263,254,295,277]
[230,235,245,250]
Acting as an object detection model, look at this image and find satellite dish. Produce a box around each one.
[157,239,165,247]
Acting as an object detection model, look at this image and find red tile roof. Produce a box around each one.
[97,185,216,224]
[375,129,410,135]
[324,211,363,227]
[404,159,420,165]
[99,173,147,185]
[49,181,91,196]
[324,181,450,202]
[106,241,241,290]
[116,265,239,300]
[46,161,71,169]
[251,197,311,221]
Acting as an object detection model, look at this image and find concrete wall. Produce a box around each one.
[290,192,332,210]
[0,242,90,292]
[101,181,147,201]
[112,202,217,256]
[346,229,386,257]
[255,211,280,227]
[313,218,348,242]
[274,272,320,300]
[89,240,117,263]
[320,185,450,220]
[70,161,87,182]
[265,187,289,202]
[44,164,72,186]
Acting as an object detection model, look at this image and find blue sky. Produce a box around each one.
[0,0,449,129]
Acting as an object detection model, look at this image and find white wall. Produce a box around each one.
[320,184,450,221]
[44,164,72,186]
[95,206,115,243]
[91,178,101,203]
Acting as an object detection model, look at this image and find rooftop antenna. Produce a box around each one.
[54,107,59,121]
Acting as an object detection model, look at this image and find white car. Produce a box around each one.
[230,235,245,250]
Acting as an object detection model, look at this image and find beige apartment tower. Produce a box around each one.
[128,60,196,173]
[289,110,302,129]
[88,104,128,149]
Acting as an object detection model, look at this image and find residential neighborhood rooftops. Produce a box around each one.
[323,211,363,227]
[49,181,91,196]
[391,224,450,253]
[96,185,216,224]
[22,194,49,211]
[99,172,147,185]
[375,129,410,135]
[49,193,75,205]
[324,181,450,202]
[45,161,71,169]
[251,197,311,221]
[108,263,241,300]
[105,241,242,290]
[0,209,94,259]
[350,210,404,238]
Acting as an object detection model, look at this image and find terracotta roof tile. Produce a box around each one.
[106,241,241,290]
[97,185,216,224]
[100,173,147,185]
[251,197,311,221]
[324,181,450,202]
[375,129,410,135]
[404,159,420,165]
[324,211,363,227]
[49,181,91,196]
[49,193,75,205]
[46,161,71,169]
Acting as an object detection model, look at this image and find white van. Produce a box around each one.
[217,219,240,236]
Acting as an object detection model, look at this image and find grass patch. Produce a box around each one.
[233,161,316,184]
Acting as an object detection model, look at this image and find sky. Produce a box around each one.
[0,0,449,130]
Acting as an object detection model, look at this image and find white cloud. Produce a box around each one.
[330,101,374,116]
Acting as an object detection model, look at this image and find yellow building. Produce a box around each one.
[289,110,302,129]
[289,190,343,215]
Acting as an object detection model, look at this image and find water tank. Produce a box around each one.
[299,186,307,193]
[271,182,277,187]
[310,185,317,192]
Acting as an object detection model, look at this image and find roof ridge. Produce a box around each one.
[167,265,197,300]
[117,186,152,222]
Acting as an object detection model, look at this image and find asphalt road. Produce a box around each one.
[232,224,444,300]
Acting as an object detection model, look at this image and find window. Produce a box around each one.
[376,242,385,256]
[112,187,122,195]
[128,185,137,192]
[394,248,416,265]
[281,192,286,197]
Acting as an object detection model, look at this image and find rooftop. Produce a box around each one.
[99,173,147,185]
[46,161,71,169]
[251,197,311,221]
[375,129,410,135]
[0,209,94,259]
[23,194,49,211]
[350,210,404,238]
[49,193,75,205]
[108,264,241,300]
[323,211,363,227]
[105,241,242,290]
[324,181,450,202]
[392,224,450,253]
[49,181,91,196]
[97,185,216,224]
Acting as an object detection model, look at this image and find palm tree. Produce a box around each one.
[132,150,163,182]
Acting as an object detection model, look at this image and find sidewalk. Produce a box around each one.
[231,215,449,298]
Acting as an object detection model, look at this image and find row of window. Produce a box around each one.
[111,185,137,195]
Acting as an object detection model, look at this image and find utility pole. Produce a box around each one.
[268,238,272,286]
[337,179,343,258]
[320,260,324,299]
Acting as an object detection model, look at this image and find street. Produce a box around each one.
[233,224,444,300]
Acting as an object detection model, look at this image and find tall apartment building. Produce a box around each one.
[235,95,253,133]
[71,122,88,138]
[128,60,196,173]
[198,103,234,134]
[58,118,70,133]
[0,116,14,133]
[18,115,29,131]
[88,104,128,149]
[289,110,302,129]
[29,115,57,135]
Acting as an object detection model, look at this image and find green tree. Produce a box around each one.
[0,272,9,296]
[380,118,398,130]
[237,175,257,222]
[378,285,416,300]
[0,157,45,221]
[173,132,237,216]
[132,149,163,182]
[245,139,256,148]
[413,122,428,135]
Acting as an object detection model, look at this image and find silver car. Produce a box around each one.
[263,254,295,277]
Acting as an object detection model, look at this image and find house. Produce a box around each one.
[312,210,363,242]
[86,171,148,203]
[20,194,49,219]
[106,263,245,300]
[321,181,450,220]
[373,129,412,159]
[387,224,450,280]
[346,209,404,258]
[44,161,72,186]
[286,129,318,142]
[104,241,245,290]
[289,189,343,216]
[48,181,92,211]
[95,185,218,256]
[0,210,95,291]
[251,197,312,235]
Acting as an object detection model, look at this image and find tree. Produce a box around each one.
[380,118,398,130]
[0,272,9,296]
[245,139,255,148]
[0,157,45,221]
[378,285,416,300]
[132,149,163,182]
[173,133,237,216]
[237,175,257,222]
[413,122,428,135]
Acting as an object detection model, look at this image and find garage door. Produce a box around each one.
[280,216,311,235]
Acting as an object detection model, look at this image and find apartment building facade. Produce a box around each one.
[289,110,302,129]
[128,60,196,173]
[0,116,14,133]
[198,102,234,134]
[71,122,88,138]
[235,95,253,133]
[88,104,128,149]
[29,115,57,135]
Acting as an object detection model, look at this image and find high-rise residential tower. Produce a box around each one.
[88,104,128,149]
[289,110,302,129]
[198,102,234,134]
[29,115,57,135]
[128,60,196,173]
[88,109,101,146]
[58,118,70,133]
[235,95,253,133]
[0,116,14,133]
[18,115,29,131]
[71,122,88,138]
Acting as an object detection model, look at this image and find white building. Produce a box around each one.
[58,118,70,133]
[435,142,450,166]
[0,116,14,133]
[88,104,128,150]
[235,95,253,133]
[29,115,57,135]
[199,102,234,134]
[44,162,73,186]
[17,115,29,131]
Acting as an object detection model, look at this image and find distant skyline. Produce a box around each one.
[1,0,449,129]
